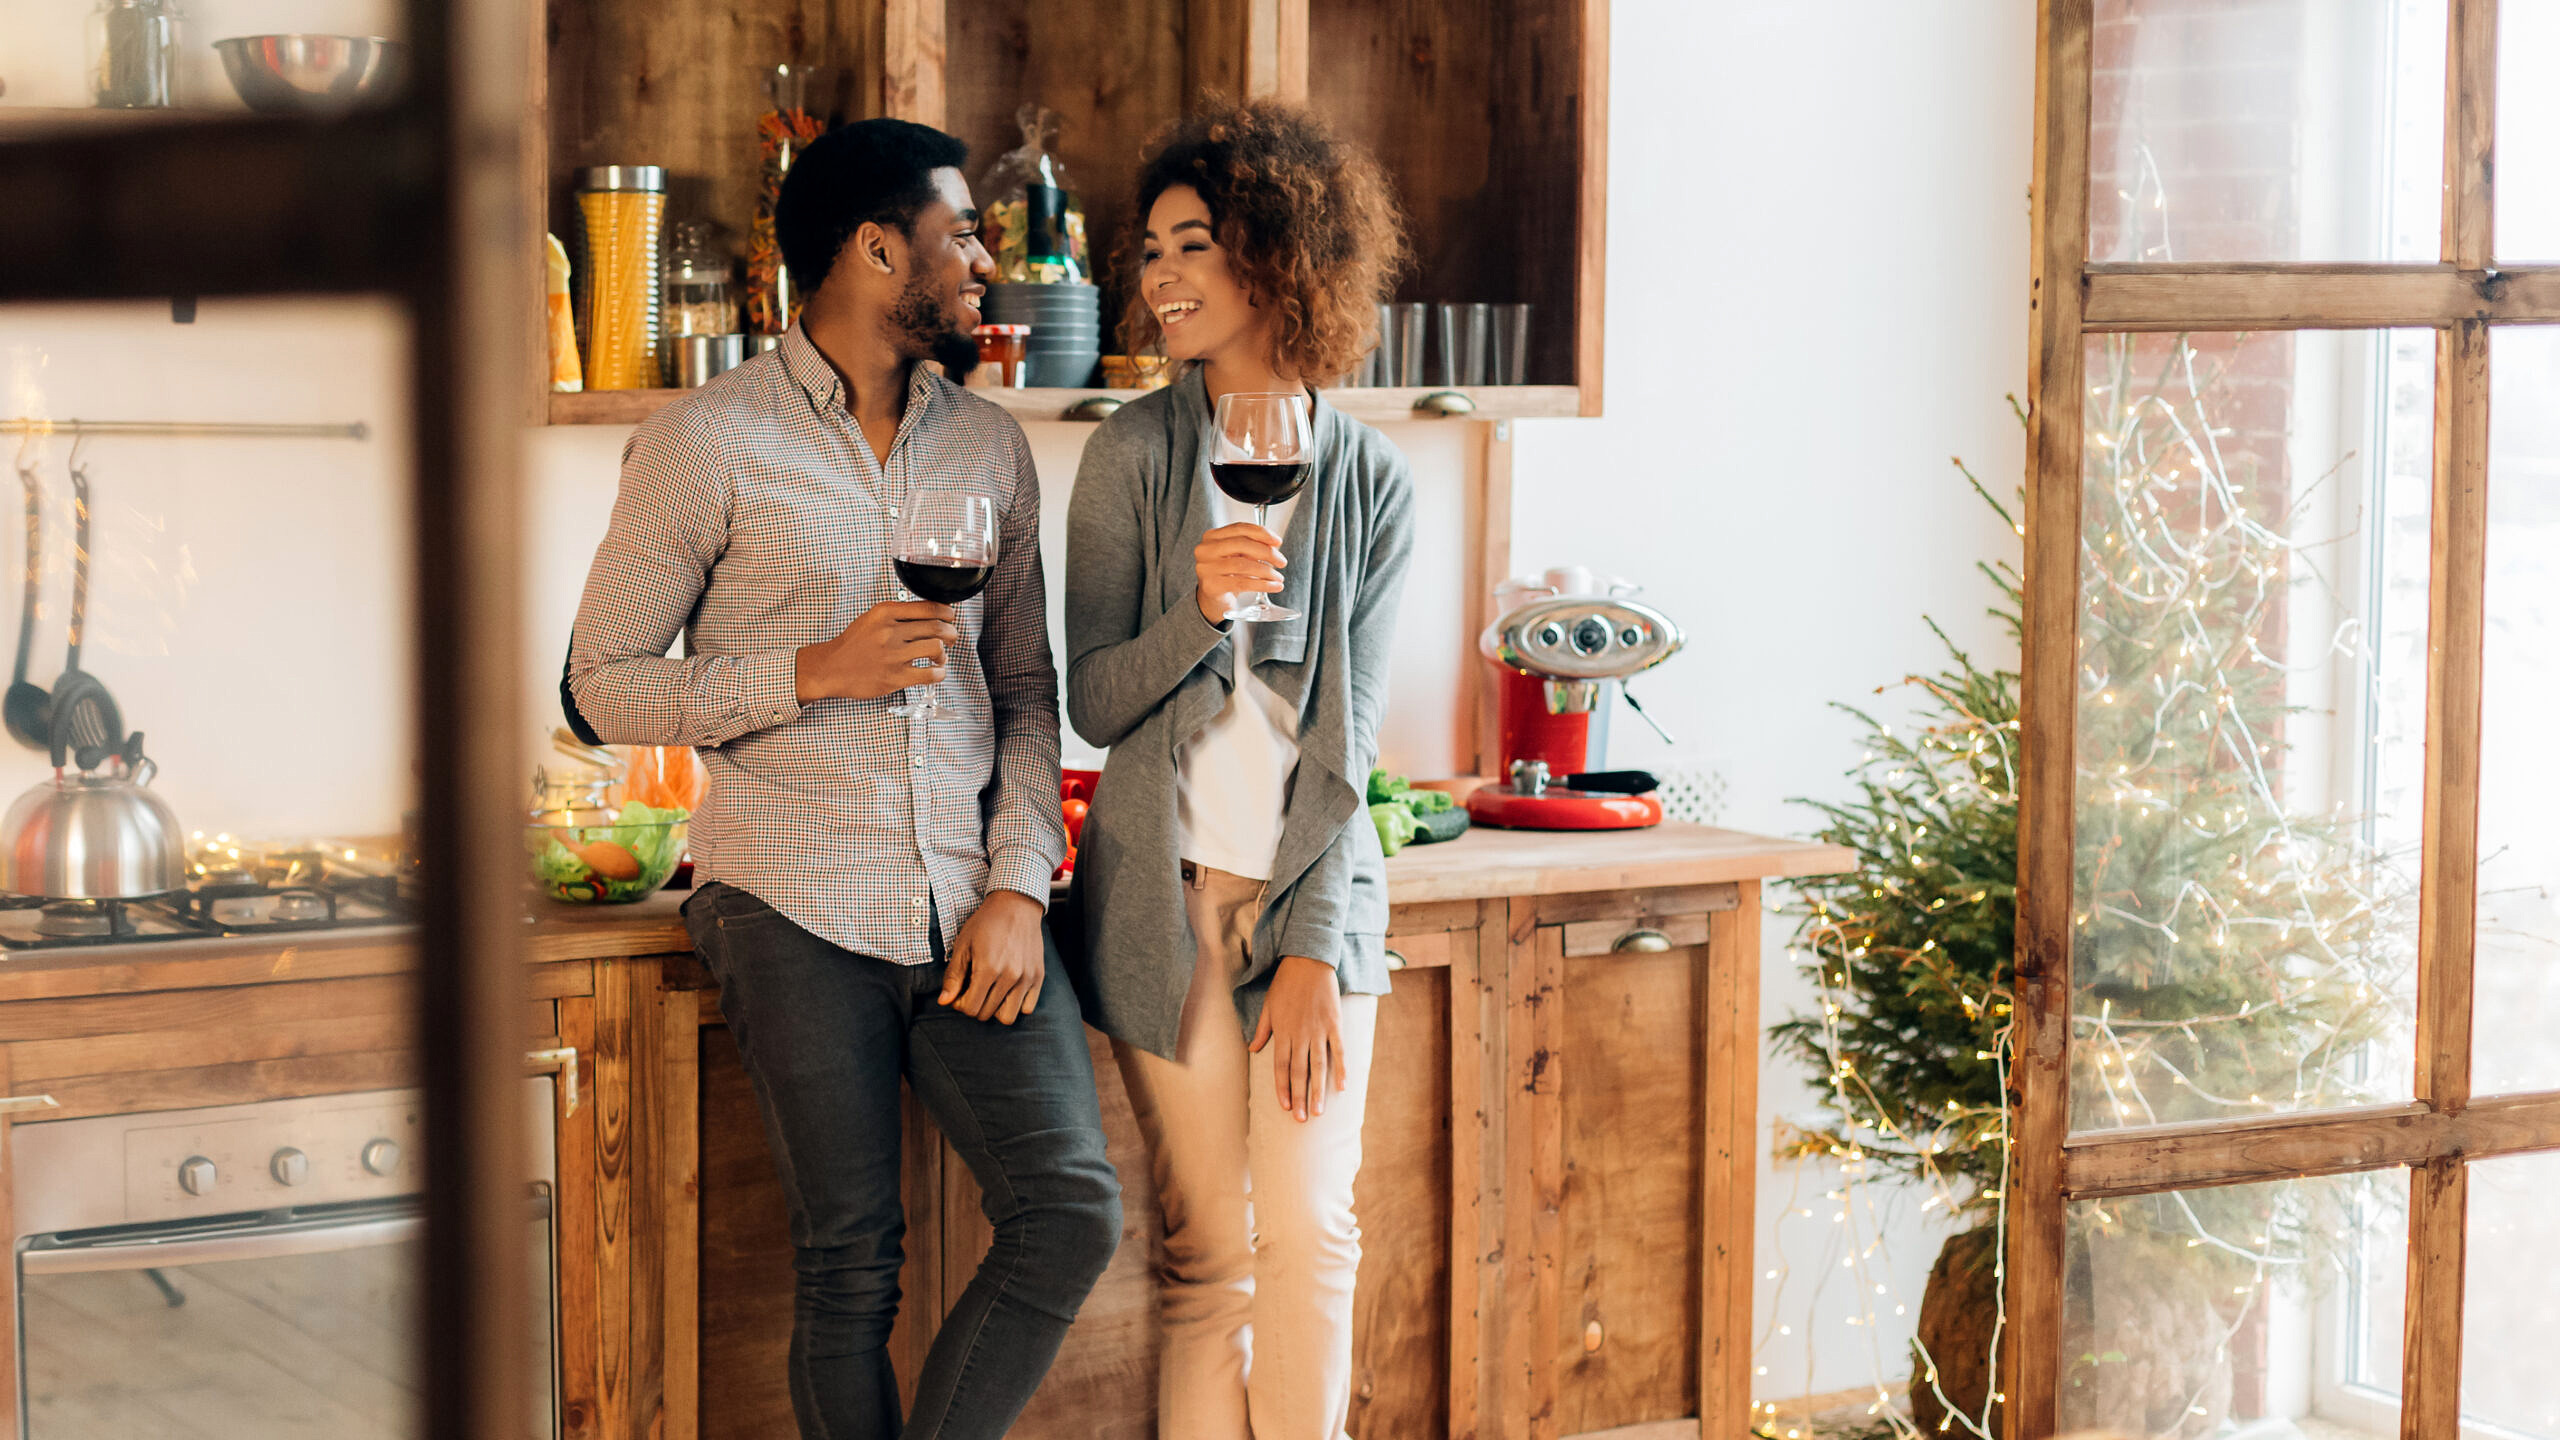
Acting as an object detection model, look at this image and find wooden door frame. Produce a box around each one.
[2008,3,2560,1437]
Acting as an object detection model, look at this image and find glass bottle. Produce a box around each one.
[746,65,831,336]
[90,0,177,109]
[662,221,737,339]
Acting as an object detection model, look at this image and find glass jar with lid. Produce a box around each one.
[662,220,738,340]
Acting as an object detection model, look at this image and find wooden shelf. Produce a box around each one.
[547,383,1580,428]
[0,105,239,135]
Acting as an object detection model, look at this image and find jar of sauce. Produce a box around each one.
[970,324,1030,388]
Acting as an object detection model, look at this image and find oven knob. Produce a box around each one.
[361,1138,401,1177]
[269,1147,310,1187]
[178,1156,218,1195]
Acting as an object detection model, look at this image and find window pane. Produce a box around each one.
[2474,329,2560,1096]
[2494,1,2560,260]
[2063,1175,2403,1438]
[2090,0,2445,263]
[0,0,408,128]
[2461,1151,2560,1437]
[2071,330,2432,1132]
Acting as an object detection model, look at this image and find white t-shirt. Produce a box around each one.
[1176,491,1303,882]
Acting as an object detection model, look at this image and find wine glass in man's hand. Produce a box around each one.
[889,492,997,717]
[1209,391,1312,623]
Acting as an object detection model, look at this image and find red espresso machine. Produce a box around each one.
[1466,569,1686,830]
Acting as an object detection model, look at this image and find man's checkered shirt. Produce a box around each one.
[567,327,1066,963]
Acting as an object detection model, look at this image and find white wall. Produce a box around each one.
[1508,0,2032,1402]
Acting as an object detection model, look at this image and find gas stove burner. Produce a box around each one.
[269,890,331,923]
[199,867,258,890]
[37,900,125,938]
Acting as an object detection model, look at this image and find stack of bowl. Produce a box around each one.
[984,283,1102,388]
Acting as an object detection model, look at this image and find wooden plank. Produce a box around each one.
[1451,901,1501,1440]
[883,0,946,127]
[1559,913,1709,959]
[0,971,413,1044]
[2418,318,2490,1117]
[2004,2,2091,1437]
[0,1048,20,1440]
[895,1086,942,1416]
[1394,897,1497,935]
[0,936,421,1006]
[1382,826,1850,906]
[1554,938,1700,1434]
[1565,1422,1697,1440]
[2081,264,2560,330]
[1385,929,1456,970]
[1697,888,1758,1440]
[546,384,1588,428]
[1465,419,1516,777]
[2400,1157,2469,1440]
[1572,0,1606,413]
[590,957,642,1440]
[2061,1092,2560,1198]
[1528,883,1740,929]
[1266,0,1309,101]
[10,1006,417,1082]
[696,1023,799,1440]
[554,995,604,1440]
[32,1049,419,1120]
[2446,0,2495,271]
[1502,901,1565,1440]
[661,986,702,1440]
[1350,966,1456,1439]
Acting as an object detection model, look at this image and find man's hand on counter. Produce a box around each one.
[940,888,1046,1024]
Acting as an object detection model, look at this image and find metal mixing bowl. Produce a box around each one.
[213,35,409,114]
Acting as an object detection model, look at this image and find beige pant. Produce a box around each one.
[1112,863,1379,1440]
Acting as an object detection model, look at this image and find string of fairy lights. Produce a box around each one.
[1751,326,2416,1438]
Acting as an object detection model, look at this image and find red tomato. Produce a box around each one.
[1061,798,1089,845]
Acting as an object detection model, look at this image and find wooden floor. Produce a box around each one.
[21,1244,422,1440]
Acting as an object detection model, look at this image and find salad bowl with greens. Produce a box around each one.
[527,801,688,903]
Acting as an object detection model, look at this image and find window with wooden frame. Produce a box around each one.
[2008,3,2560,1438]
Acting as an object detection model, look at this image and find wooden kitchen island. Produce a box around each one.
[595,823,1848,1440]
[0,823,1845,1440]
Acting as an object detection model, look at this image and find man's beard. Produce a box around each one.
[892,269,982,376]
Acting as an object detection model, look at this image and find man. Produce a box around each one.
[567,118,1119,1440]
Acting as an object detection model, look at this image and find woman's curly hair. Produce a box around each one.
[1120,98,1410,384]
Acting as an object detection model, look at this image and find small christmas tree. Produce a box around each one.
[1775,335,2409,1437]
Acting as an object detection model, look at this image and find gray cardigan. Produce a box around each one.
[1061,369,1416,1059]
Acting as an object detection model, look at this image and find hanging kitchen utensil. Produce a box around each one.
[0,669,185,898]
[48,456,115,758]
[4,440,48,748]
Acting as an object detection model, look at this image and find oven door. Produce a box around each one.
[17,1185,555,1440]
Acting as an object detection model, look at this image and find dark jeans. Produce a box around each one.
[684,881,1122,1440]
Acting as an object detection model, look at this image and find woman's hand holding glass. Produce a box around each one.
[1193,522,1288,625]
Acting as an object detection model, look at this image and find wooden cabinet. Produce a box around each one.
[534,0,1607,425]
[650,826,1847,1440]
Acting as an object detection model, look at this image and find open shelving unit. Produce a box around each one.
[532,0,1606,424]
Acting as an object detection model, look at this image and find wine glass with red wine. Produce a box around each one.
[888,491,998,717]
[1209,390,1314,623]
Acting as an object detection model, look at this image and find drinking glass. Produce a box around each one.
[1208,391,1313,623]
[888,492,997,717]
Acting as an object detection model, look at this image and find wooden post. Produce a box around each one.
[555,996,605,1440]
[1574,0,1608,415]
[883,0,946,128]
[1502,902,1565,1440]
[1451,898,1509,1440]
[660,986,703,1440]
[1464,419,1517,778]
[0,1051,20,1440]
[2005,3,2092,1437]
[1699,884,1762,1440]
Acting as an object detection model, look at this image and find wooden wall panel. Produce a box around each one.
[942,0,1190,343]
[1304,0,1584,386]
[1349,967,1455,1440]
[545,0,871,245]
[1554,948,1701,1436]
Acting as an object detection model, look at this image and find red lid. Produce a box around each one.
[973,324,1031,335]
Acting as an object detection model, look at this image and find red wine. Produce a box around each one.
[895,556,994,605]
[1211,460,1310,508]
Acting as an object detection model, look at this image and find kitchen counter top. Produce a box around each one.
[0,824,1849,1003]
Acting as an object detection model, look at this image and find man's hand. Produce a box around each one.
[1194,522,1287,625]
[939,889,1047,1024]
[795,601,959,701]
[1250,955,1345,1121]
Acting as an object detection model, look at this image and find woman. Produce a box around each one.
[1062,99,1413,1440]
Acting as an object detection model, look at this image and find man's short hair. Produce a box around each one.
[774,118,970,299]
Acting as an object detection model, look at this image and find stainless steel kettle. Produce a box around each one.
[0,672,184,898]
